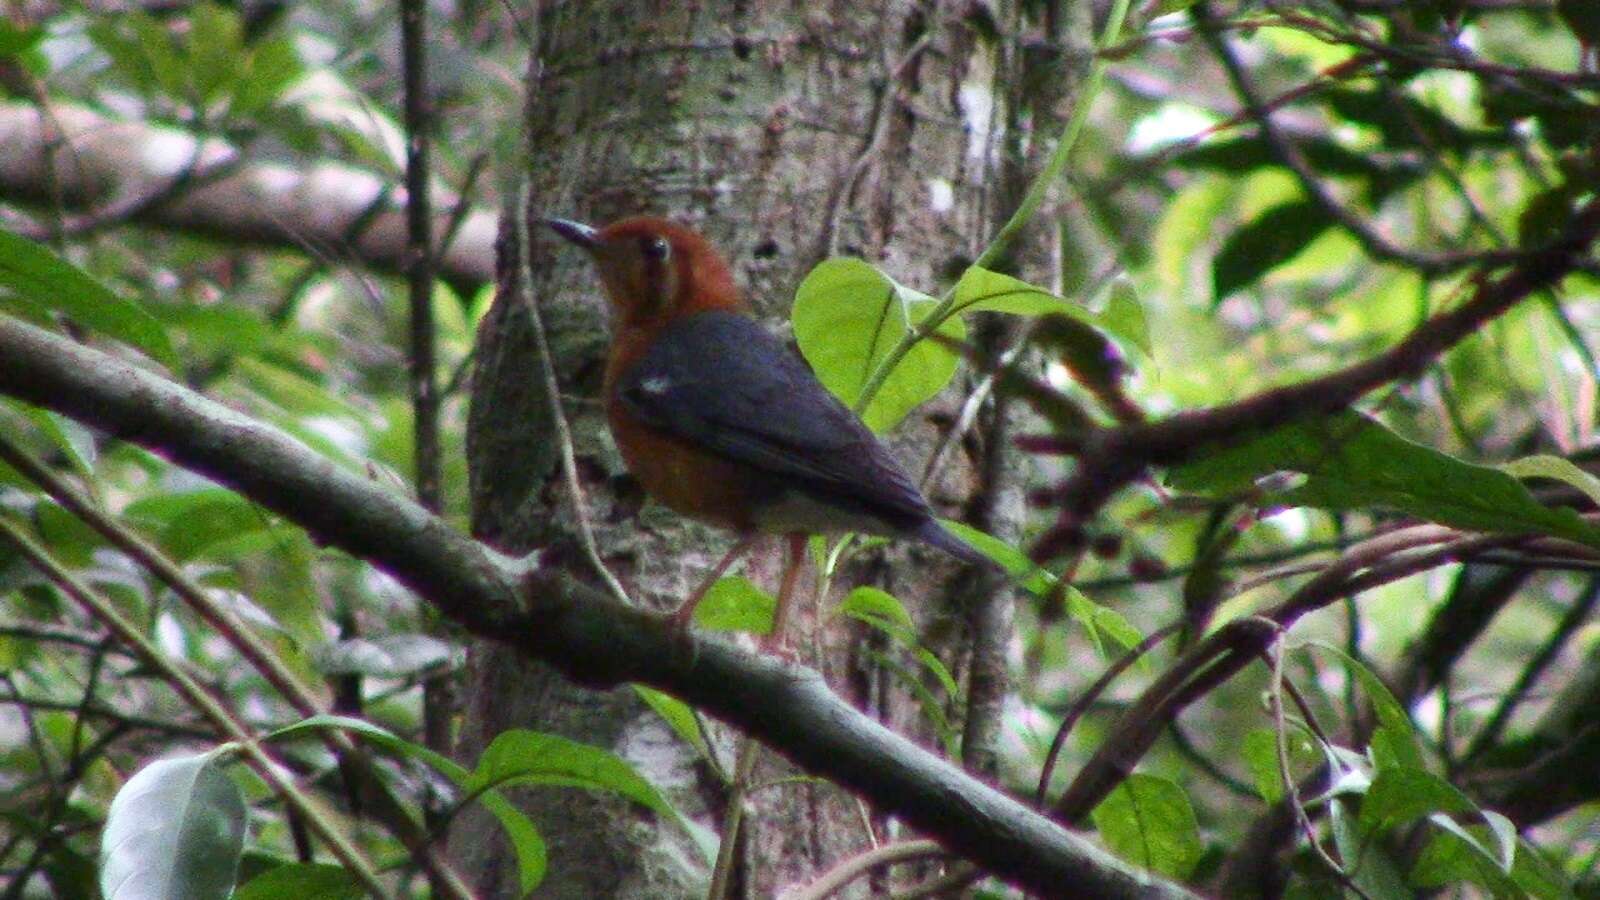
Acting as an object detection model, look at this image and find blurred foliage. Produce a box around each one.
[0,0,1597,897]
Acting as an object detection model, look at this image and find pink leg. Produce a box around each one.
[763,533,808,652]
[671,534,758,632]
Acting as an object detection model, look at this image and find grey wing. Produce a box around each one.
[615,311,935,529]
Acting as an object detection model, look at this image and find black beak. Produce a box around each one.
[544,217,600,250]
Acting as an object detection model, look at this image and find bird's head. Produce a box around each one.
[545,215,743,326]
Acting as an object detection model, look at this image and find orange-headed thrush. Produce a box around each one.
[547,215,985,638]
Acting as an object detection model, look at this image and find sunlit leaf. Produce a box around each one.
[469,729,674,818]
[837,586,915,632]
[792,258,963,433]
[1501,454,1600,511]
[1090,774,1202,879]
[693,575,775,634]
[939,520,1052,596]
[632,685,710,760]
[100,751,246,900]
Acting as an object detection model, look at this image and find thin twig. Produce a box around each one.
[0,435,476,899]
[708,737,763,900]
[1035,623,1181,808]
[1196,3,1515,276]
[1267,631,1373,900]
[511,178,632,605]
[785,839,945,900]
[0,516,393,899]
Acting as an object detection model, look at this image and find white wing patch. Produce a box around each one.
[639,375,673,395]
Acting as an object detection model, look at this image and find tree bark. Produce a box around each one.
[458,1,1008,895]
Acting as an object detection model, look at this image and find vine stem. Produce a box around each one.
[850,0,1132,418]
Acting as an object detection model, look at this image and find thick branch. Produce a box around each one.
[0,314,1197,900]
[0,101,493,288]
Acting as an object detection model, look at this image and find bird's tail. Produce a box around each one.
[912,519,1006,572]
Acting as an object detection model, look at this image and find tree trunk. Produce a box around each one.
[455,1,1037,895]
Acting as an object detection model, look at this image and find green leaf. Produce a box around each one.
[1090,773,1203,879]
[263,715,545,893]
[0,228,176,368]
[122,489,269,561]
[1064,586,1143,656]
[2,404,97,479]
[693,576,775,634]
[950,266,1092,319]
[0,20,42,58]
[233,34,304,116]
[1330,799,1412,900]
[1358,767,1476,835]
[468,730,674,818]
[938,520,1052,596]
[792,257,964,432]
[1170,412,1600,550]
[1509,837,1577,900]
[837,587,960,699]
[1298,640,1423,771]
[632,685,710,760]
[233,357,359,417]
[1211,199,1335,304]
[1099,276,1151,355]
[189,3,244,106]
[1501,454,1600,511]
[862,645,960,758]
[1410,823,1555,898]
[837,586,915,633]
[100,751,247,900]
[950,266,1149,358]
[1241,727,1320,804]
[233,864,362,900]
[87,13,186,97]
[265,714,461,772]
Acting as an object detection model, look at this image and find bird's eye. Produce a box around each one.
[642,236,671,263]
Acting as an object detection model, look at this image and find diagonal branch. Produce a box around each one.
[1039,191,1600,547]
[0,312,1198,900]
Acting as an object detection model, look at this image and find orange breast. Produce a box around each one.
[606,401,764,532]
[604,317,777,533]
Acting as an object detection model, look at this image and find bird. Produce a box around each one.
[546,214,990,645]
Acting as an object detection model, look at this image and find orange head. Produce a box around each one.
[545,216,745,329]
